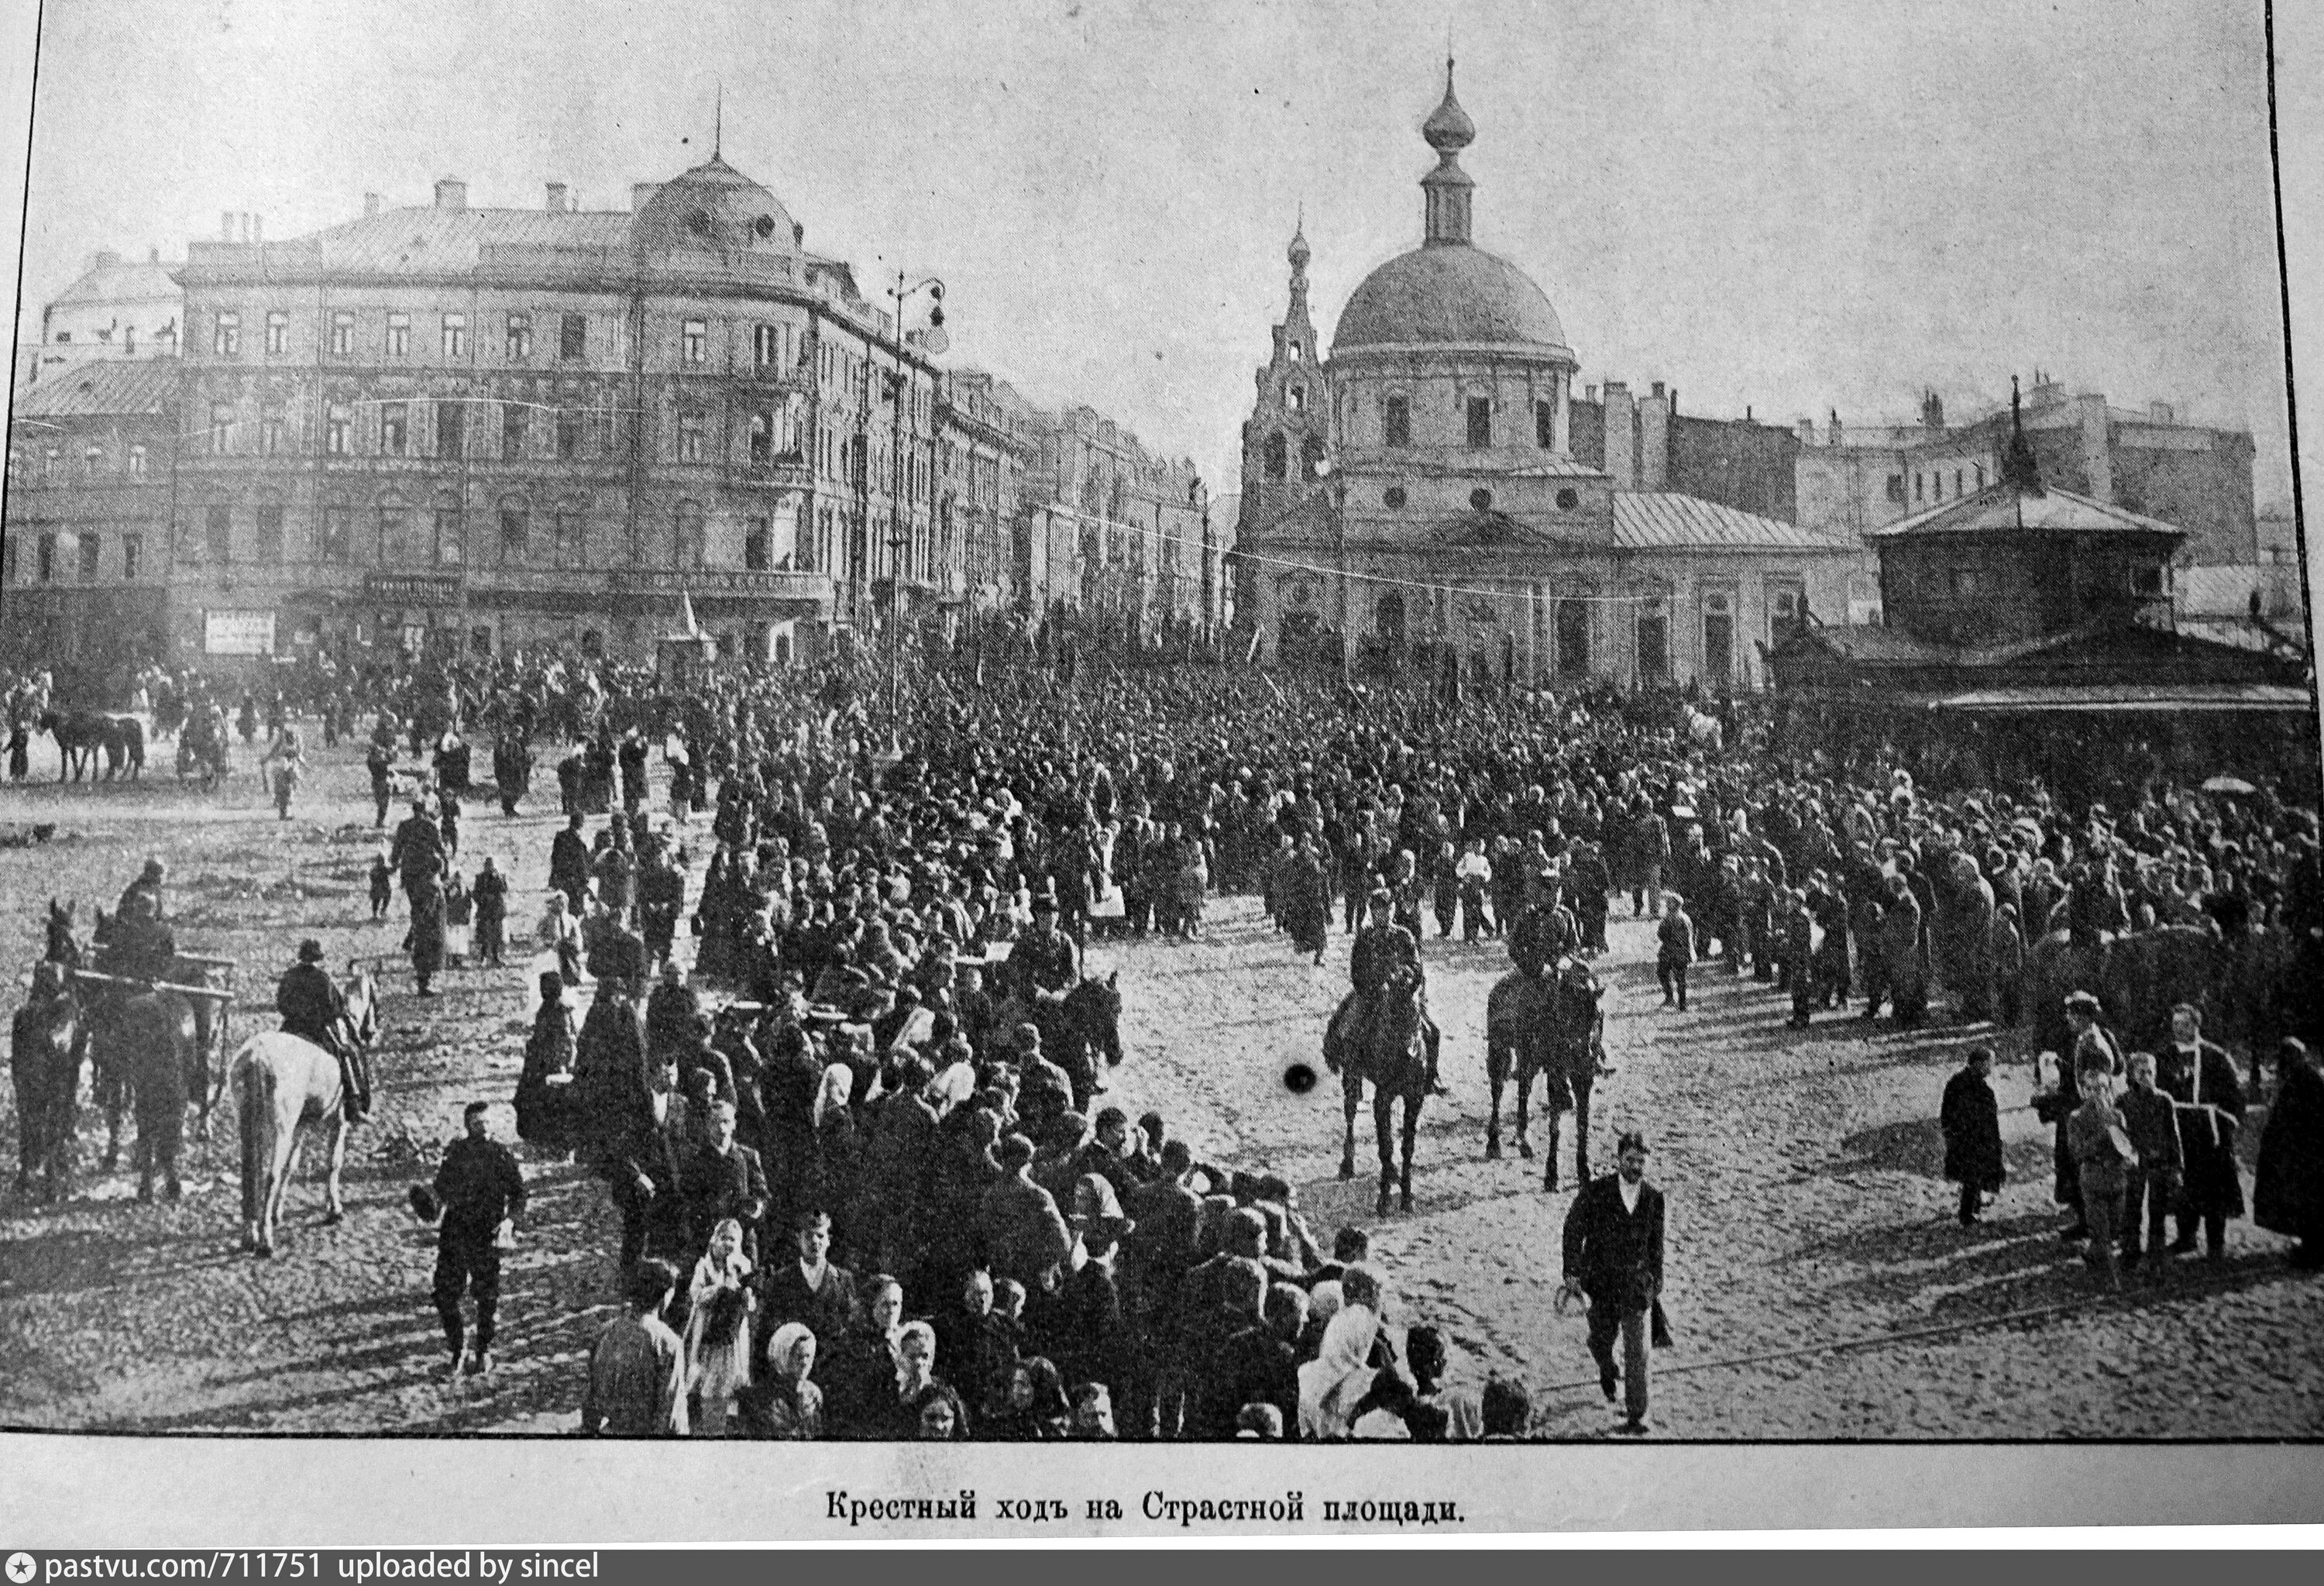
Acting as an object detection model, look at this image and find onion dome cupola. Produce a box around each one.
[629,153,803,263]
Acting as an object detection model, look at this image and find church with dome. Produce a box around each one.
[1232,64,1861,690]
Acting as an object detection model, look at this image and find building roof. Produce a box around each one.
[1866,482,2183,542]
[1332,243,1569,353]
[13,360,177,417]
[1611,493,1858,555]
[1790,621,2093,669]
[1932,682,2315,715]
[50,257,181,308]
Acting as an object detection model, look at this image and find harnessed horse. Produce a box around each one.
[38,710,143,782]
[1484,955,1607,1190]
[11,961,87,1200]
[228,965,380,1256]
[996,972,1125,1116]
[1323,972,1430,1216]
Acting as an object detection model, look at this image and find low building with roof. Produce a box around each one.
[1771,384,2314,795]
[15,248,184,390]
[1231,62,1860,690]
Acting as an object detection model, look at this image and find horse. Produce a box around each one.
[229,965,380,1256]
[105,714,146,779]
[11,962,88,1200]
[37,709,108,782]
[45,896,84,969]
[1678,702,1724,754]
[1323,975,1429,1216]
[998,972,1125,1116]
[1483,956,1607,1190]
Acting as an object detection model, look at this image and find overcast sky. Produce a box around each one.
[5,0,2302,507]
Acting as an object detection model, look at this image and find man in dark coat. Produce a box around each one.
[609,1068,689,1273]
[976,1134,1073,1291]
[388,800,445,901]
[1940,1046,2004,1226]
[277,939,366,1123]
[407,874,447,997]
[367,741,396,827]
[758,1207,861,1342]
[2157,1003,2246,1259]
[2254,1037,2324,1268]
[1559,1130,1667,1435]
[426,1100,526,1377]
[644,961,704,1072]
[549,814,593,912]
[681,1098,768,1261]
[574,982,651,1168]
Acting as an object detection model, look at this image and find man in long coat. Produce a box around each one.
[2254,1037,2324,1268]
[2157,1003,2246,1258]
[1882,876,1927,1026]
[1560,1130,1667,1435]
[1940,1046,2004,1225]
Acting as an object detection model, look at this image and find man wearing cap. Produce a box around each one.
[549,812,593,913]
[2037,991,2123,1240]
[428,1101,527,1377]
[977,1133,1074,1292]
[680,1098,768,1261]
[115,857,168,927]
[277,940,366,1124]
[389,797,445,903]
[1011,885,1079,1010]
[1346,886,1445,1095]
[1560,1129,1667,1435]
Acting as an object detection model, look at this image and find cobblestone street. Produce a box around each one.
[2,736,2318,1439]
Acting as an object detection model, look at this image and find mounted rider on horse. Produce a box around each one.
[1332,886,1446,1096]
[276,939,372,1124]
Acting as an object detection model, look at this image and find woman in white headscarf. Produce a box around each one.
[759,1321,822,1440]
[1297,1302,1380,1441]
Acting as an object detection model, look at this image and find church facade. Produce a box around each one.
[1232,67,1860,691]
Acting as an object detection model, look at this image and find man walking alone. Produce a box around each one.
[1560,1130,1667,1435]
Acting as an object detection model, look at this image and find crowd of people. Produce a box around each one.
[21,628,2324,1436]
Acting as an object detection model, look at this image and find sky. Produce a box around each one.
[2,0,2305,509]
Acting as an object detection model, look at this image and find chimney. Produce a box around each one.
[252,214,263,244]
[1796,417,1817,446]
[1829,408,1844,448]
[545,182,568,213]
[631,182,664,212]
[1920,390,1945,430]
[1583,384,1597,404]
[433,177,467,210]
[2148,401,2174,425]
[91,249,120,270]
[240,212,253,243]
[363,192,381,217]
[1603,381,1636,490]
[147,247,159,264]
[2078,393,2113,502]
[220,211,235,243]
[1638,383,1671,490]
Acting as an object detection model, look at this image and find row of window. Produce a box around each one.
[13,443,151,482]
[1886,462,1989,505]
[206,306,814,377]
[194,396,813,468]
[1332,582,1797,682]
[173,497,801,573]
[8,531,145,585]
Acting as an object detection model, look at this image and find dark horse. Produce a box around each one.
[70,906,220,1199]
[37,710,143,782]
[12,960,88,1199]
[1003,972,1126,1116]
[1484,956,1607,1190]
[1323,975,1429,1216]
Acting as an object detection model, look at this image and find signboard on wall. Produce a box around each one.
[203,609,276,655]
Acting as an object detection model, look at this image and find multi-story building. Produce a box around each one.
[2,362,177,675]
[15,247,185,390]
[1014,404,1210,640]
[1795,377,2260,567]
[5,155,977,673]
[937,368,1036,615]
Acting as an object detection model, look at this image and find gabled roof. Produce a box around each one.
[1866,482,2183,542]
[1611,493,1858,554]
[1424,508,1601,552]
[13,360,177,417]
[1787,621,2102,669]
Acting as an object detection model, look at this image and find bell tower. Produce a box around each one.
[1237,214,1331,528]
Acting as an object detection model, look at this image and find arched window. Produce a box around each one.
[431,491,464,567]
[1263,431,1287,481]
[377,494,415,566]
[1556,590,1591,675]
[319,491,352,564]
[1301,435,1326,480]
[1384,394,1411,449]
[1374,591,1406,643]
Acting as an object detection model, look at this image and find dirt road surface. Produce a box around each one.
[3,731,2319,1436]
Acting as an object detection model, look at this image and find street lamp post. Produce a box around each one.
[882,271,946,725]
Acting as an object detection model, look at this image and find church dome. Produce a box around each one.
[629,154,800,261]
[1332,243,1568,353]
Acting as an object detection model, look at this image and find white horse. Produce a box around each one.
[228,965,379,1257]
[1680,704,1724,752]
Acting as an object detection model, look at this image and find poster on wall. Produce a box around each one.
[202,609,276,655]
